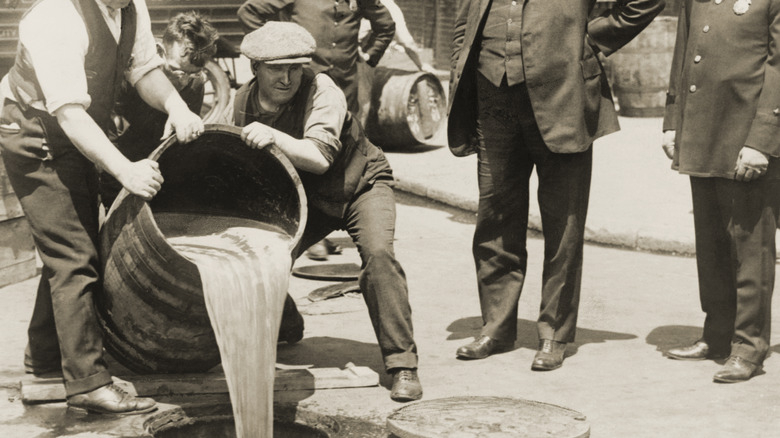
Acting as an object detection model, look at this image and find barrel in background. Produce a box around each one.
[366,67,446,149]
[98,126,306,374]
[608,16,677,117]
[0,153,36,289]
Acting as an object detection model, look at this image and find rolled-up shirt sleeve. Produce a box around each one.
[302,74,347,165]
[19,0,91,114]
[125,0,164,85]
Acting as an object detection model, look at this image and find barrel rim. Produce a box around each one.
[107,124,308,251]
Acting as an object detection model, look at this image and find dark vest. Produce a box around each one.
[478,0,525,86]
[3,0,137,160]
[234,69,391,219]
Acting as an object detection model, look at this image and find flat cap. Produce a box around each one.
[241,21,316,64]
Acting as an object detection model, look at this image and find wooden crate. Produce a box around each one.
[0,155,36,289]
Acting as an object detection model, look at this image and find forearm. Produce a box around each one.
[273,129,331,174]
[135,68,190,115]
[54,104,132,178]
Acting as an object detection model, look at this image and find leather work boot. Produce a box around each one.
[531,339,567,371]
[713,356,761,383]
[67,383,157,415]
[666,340,729,361]
[390,368,423,402]
[456,335,513,360]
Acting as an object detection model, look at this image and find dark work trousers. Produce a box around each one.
[690,176,779,364]
[292,181,418,372]
[2,150,112,396]
[473,73,592,344]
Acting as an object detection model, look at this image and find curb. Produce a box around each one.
[393,176,697,257]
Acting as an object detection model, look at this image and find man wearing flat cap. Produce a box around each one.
[237,0,395,116]
[226,21,422,402]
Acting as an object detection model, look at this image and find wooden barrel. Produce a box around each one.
[366,67,446,149]
[0,153,37,289]
[608,16,677,117]
[98,125,307,373]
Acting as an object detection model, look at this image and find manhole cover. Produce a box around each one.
[387,396,589,438]
[292,263,361,281]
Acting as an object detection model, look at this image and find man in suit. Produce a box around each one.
[449,0,663,370]
[662,0,780,383]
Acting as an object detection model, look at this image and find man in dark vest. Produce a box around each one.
[448,0,664,370]
[0,0,203,414]
[227,22,422,402]
[100,11,219,208]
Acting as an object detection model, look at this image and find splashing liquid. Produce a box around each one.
[156,213,293,438]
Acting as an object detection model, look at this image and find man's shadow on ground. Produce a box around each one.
[276,336,391,388]
[446,316,637,358]
[646,325,780,362]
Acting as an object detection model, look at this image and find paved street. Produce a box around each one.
[2,190,779,437]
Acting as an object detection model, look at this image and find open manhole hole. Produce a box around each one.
[149,416,328,438]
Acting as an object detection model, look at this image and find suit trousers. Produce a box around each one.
[690,176,779,364]
[292,181,418,371]
[473,73,592,344]
[2,150,112,396]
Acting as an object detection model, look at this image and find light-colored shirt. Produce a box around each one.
[0,0,163,114]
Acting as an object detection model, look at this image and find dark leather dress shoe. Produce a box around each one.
[666,340,728,361]
[713,356,760,383]
[456,335,513,360]
[531,339,567,371]
[390,368,423,402]
[67,383,157,415]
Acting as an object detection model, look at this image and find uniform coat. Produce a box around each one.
[664,0,780,178]
[447,0,665,157]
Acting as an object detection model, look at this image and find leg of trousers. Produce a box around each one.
[690,176,778,364]
[474,73,591,344]
[292,182,418,371]
[3,151,112,396]
[344,182,417,371]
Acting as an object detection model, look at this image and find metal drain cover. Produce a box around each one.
[387,396,589,438]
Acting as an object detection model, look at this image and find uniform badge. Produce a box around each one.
[733,0,751,15]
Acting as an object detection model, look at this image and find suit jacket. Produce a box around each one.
[447,0,664,156]
[663,0,780,179]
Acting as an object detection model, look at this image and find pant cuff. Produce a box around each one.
[64,370,113,397]
[730,343,765,365]
[384,353,418,373]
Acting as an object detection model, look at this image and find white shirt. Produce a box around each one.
[0,0,163,114]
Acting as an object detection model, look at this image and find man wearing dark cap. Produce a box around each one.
[226,21,421,402]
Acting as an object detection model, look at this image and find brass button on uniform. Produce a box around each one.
[690,85,697,93]
[703,25,710,32]
[694,55,702,63]
[773,108,780,115]
[715,0,722,4]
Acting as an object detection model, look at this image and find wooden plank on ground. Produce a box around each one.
[20,366,379,403]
